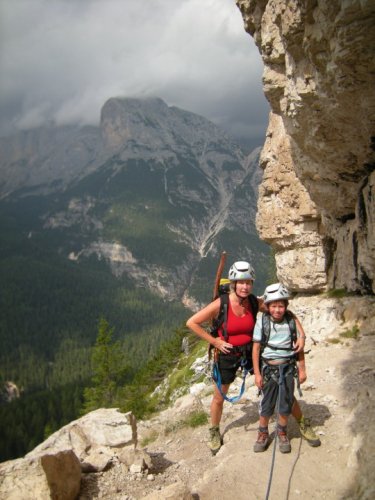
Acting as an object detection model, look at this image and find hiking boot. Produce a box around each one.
[253,427,270,453]
[298,417,321,447]
[277,427,291,453]
[208,426,222,455]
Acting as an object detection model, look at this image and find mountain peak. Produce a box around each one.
[99,96,232,153]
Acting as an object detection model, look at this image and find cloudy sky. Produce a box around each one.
[0,0,269,147]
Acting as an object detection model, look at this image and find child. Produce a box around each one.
[252,283,316,453]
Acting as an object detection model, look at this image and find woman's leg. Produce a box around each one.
[291,397,303,420]
[210,383,230,426]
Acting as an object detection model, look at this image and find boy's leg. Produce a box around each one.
[277,366,294,453]
[277,417,291,453]
[254,368,276,453]
[254,416,270,453]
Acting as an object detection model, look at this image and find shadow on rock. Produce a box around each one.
[223,401,260,435]
[79,473,100,499]
[148,452,174,474]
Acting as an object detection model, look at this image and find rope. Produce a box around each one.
[264,364,284,500]
[285,437,302,500]
[212,357,249,403]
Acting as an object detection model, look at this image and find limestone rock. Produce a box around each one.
[236,0,375,294]
[27,408,137,464]
[80,446,114,473]
[0,450,81,500]
[118,448,152,471]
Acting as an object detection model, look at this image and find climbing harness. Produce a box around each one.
[212,348,250,403]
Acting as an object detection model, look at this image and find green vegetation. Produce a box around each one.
[0,384,83,461]
[82,318,130,413]
[326,325,360,345]
[340,325,360,340]
[325,288,357,298]
[118,328,204,419]
[140,430,159,447]
[327,337,341,344]
[184,410,208,428]
[165,410,208,434]
[0,148,270,463]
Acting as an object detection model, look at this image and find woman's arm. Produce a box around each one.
[186,298,233,353]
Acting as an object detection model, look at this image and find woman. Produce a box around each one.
[186,261,258,454]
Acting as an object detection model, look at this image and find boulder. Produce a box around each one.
[26,408,137,466]
[0,450,81,500]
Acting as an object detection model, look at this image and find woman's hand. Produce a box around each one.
[213,338,233,354]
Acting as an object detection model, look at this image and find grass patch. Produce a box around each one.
[168,366,195,394]
[185,410,208,428]
[140,430,159,447]
[325,289,358,298]
[164,410,208,434]
[339,325,360,340]
[326,289,347,298]
[327,337,341,344]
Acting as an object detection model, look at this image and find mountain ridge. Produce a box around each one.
[0,97,268,303]
[0,98,270,422]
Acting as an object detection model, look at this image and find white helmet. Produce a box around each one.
[228,261,256,281]
[263,283,290,304]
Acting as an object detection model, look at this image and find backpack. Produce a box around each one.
[260,310,297,352]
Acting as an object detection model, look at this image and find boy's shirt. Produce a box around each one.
[253,313,295,360]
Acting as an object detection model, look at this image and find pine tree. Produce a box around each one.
[82,318,128,413]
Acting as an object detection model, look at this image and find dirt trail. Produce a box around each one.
[80,332,375,499]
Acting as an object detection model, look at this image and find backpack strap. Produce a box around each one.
[285,310,297,349]
[212,293,258,343]
[209,293,228,339]
[248,293,259,319]
[261,310,297,352]
[220,293,229,342]
[261,312,271,351]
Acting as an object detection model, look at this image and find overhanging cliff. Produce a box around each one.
[236,0,375,294]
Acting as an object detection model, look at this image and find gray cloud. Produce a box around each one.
[0,0,269,146]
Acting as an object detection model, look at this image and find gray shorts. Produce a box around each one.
[259,362,295,417]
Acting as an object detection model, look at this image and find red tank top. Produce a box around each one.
[218,299,255,346]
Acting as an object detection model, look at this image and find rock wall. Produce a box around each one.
[236,0,375,294]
